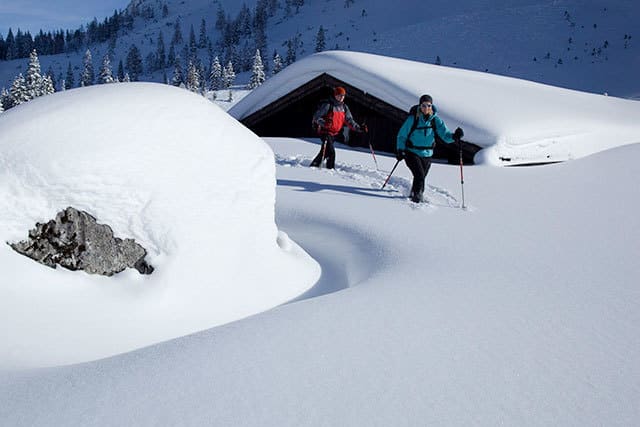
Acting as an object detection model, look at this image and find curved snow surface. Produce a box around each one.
[230,51,640,165]
[0,83,319,368]
[2,137,638,426]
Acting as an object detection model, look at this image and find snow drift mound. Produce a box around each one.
[0,83,319,368]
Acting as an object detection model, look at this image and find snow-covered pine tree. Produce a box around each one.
[10,74,29,106]
[65,62,74,89]
[171,57,184,86]
[41,75,55,95]
[285,37,297,64]
[315,26,326,52]
[126,44,143,81]
[25,49,43,100]
[123,73,131,82]
[0,97,3,114]
[46,66,57,90]
[247,49,265,89]
[223,61,236,89]
[209,56,223,90]
[100,54,115,83]
[81,49,95,87]
[186,61,201,93]
[0,87,11,110]
[272,52,283,75]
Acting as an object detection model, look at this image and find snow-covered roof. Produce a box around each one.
[231,51,640,165]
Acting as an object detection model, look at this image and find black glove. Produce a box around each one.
[454,127,464,140]
[396,150,405,161]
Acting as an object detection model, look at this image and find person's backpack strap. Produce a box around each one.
[406,105,420,141]
[406,112,439,150]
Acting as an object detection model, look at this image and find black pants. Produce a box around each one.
[310,134,335,169]
[404,151,432,202]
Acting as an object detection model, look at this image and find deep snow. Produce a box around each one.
[1,72,639,425]
[0,83,318,368]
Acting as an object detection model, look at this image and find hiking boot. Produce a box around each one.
[410,192,423,203]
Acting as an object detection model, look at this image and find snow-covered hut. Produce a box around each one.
[230,51,640,166]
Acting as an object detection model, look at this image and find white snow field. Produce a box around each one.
[1,69,639,426]
[0,83,319,368]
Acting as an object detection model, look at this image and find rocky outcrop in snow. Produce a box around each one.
[9,207,154,276]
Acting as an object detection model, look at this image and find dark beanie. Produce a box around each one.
[419,94,433,104]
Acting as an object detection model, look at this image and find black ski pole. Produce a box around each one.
[381,159,401,189]
[456,136,466,209]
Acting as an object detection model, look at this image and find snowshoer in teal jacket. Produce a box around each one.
[396,94,464,203]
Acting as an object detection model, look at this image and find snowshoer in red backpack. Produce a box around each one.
[310,86,367,169]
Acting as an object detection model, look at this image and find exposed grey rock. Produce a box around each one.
[9,207,154,276]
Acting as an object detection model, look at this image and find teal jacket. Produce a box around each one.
[396,106,455,158]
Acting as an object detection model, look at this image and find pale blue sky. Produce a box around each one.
[0,1,130,36]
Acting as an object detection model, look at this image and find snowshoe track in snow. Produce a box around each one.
[275,153,462,209]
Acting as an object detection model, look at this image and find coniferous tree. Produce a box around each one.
[41,75,55,95]
[5,29,15,60]
[285,37,298,64]
[168,42,176,66]
[117,60,125,81]
[186,61,201,92]
[65,62,75,89]
[125,44,143,81]
[209,56,223,90]
[0,87,11,110]
[46,66,57,90]
[25,49,43,99]
[223,61,236,89]
[188,24,198,61]
[123,73,131,82]
[10,73,29,106]
[172,18,183,45]
[171,57,184,86]
[0,97,3,114]
[156,31,166,70]
[100,54,115,83]
[248,49,265,89]
[199,19,208,48]
[81,49,95,86]
[215,4,227,31]
[162,4,169,18]
[272,52,283,75]
[315,26,326,52]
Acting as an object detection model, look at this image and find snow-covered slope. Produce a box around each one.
[231,51,640,165]
[0,83,318,368]
[0,0,638,97]
[1,135,638,426]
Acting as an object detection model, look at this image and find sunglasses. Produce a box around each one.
[420,103,433,109]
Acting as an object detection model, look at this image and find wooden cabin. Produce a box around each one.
[238,73,481,164]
